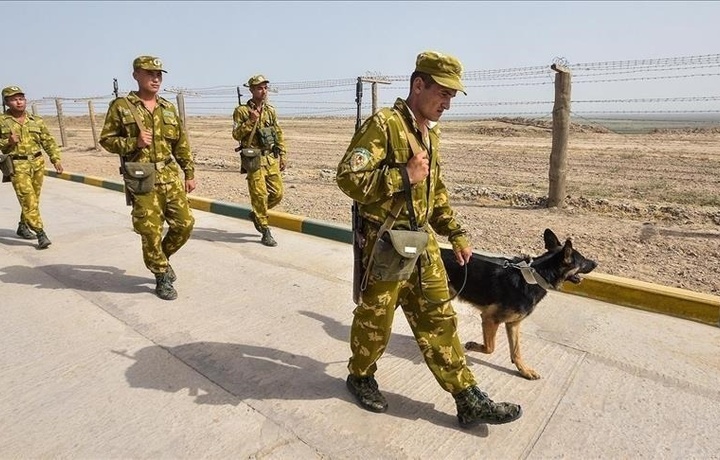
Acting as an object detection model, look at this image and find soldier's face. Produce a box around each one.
[250,83,268,102]
[133,69,163,94]
[5,94,26,112]
[416,80,456,122]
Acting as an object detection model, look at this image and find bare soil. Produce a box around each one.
[56,116,720,296]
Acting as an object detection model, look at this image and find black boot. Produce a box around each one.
[167,264,177,283]
[16,222,35,239]
[36,230,52,250]
[346,375,388,413]
[261,228,277,247]
[454,386,522,428]
[154,272,178,301]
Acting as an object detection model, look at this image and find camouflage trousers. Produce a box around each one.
[10,156,46,231]
[246,155,283,229]
[130,177,195,275]
[348,226,477,394]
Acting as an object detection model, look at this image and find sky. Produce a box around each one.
[2,1,719,118]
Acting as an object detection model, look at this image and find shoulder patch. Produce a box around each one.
[349,147,372,172]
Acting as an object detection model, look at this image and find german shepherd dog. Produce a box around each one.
[440,229,597,380]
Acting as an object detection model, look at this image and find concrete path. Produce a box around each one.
[1,178,719,459]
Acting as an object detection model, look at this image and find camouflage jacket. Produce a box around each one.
[336,98,469,250]
[0,112,61,163]
[99,92,194,182]
[232,100,286,156]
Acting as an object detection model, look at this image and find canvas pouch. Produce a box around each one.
[122,161,156,194]
[369,229,429,282]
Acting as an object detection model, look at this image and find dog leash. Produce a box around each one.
[472,253,555,291]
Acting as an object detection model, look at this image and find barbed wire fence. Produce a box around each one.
[25,53,720,147]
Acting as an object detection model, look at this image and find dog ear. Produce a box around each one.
[563,239,574,262]
[544,229,561,250]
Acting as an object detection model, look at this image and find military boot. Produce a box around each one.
[36,230,52,250]
[154,272,178,301]
[261,228,277,247]
[16,222,35,240]
[167,264,177,283]
[346,375,388,413]
[454,386,522,428]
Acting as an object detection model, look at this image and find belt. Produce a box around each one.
[12,152,42,161]
[153,157,173,170]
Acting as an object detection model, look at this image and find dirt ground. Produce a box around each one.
[53,116,720,296]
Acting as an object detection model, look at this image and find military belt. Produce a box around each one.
[12,152,42,161]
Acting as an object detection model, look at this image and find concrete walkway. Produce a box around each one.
[1,177,719,459]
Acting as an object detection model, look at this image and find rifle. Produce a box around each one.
[233,86,243,153]
[113,78,132,206]
[352,77,364,304]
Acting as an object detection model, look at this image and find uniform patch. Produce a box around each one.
[350,148,372,172]
[163,109,175,118]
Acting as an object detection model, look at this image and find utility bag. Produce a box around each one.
[239,148,262,174]
[122,161,156,194]
[0,153,14,182]
[369,228,428,282]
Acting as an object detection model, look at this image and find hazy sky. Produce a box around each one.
[2,1,719,116]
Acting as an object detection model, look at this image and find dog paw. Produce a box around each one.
[519,369,542,380]
[465,341,490,353]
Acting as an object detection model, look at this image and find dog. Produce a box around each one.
[440,228,597,380]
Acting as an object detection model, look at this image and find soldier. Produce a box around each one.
[232,74,287,247]
[336,51,523,429]
[99,56,196,301]
[0,86,62,249]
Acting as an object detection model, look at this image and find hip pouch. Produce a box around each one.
[0,153,14,182]
[122,162,156,194]
[239,148,262,174]
[370,229,429,282]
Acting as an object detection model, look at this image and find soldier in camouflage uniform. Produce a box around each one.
[99,56,196,301]
[232,74,287,247]
[0,86,62,249]
[336,51,522,429]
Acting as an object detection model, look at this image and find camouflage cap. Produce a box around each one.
[2,86,24,98]
[244,74,270,88]
[133,55,167,73]
[415,51,466,95]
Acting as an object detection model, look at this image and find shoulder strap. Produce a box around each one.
[119,97,146,130]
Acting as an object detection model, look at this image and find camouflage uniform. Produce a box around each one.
[99,88,195,277]
[232,78,286,232]
[0,87,61,235]
[336,97,476,394]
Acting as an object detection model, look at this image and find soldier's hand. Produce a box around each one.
[137,129,152,148]
[249,108,260,122]
[53,161,64,174]
[279,157,286,171]
[406,151,429,184]
[185,178,196,193]
[455,246,473,266]
[8,133,20,146]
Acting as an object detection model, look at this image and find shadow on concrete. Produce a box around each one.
[191,227,258,245]
[0,263,153,294]
[114,341,485,435]
[0,228,37,248]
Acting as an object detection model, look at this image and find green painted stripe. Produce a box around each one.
[302,219,352,244]
[209,201,251,219]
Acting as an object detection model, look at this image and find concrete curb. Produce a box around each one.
[46,170,720,327]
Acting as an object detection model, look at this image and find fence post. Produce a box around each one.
[359,77,391,118]
[88,100,99,150]
[55,98,68,147]
[31,103,38,116]
[547,63,572,208]
[176,92,186,126]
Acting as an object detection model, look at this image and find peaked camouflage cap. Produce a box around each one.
[133,55,167,73]
[244,74,270,88]
[415,51,466,95]
[2,86,25,98]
